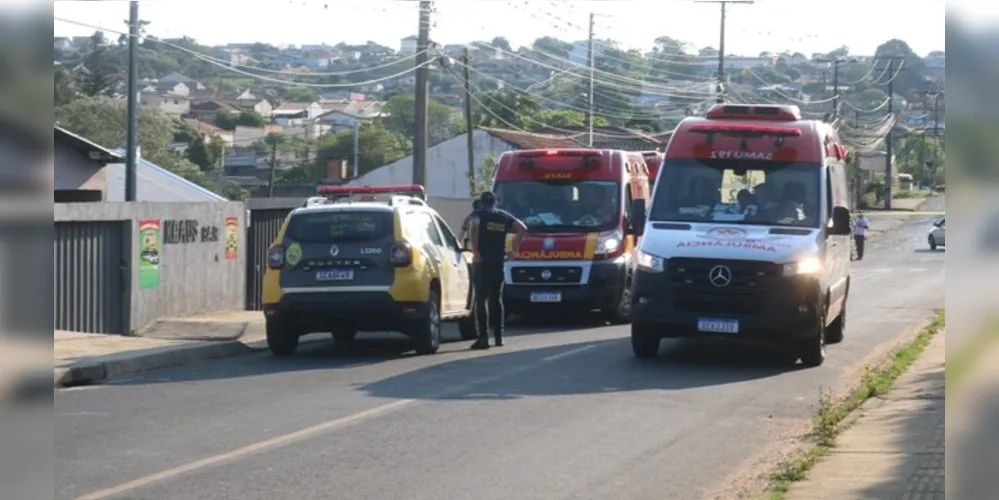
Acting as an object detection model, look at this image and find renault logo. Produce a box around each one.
[708,265,732,287]
[329,245,340,257]
[543,238,555,250]
[541,269,552,280]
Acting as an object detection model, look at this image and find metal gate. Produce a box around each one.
[54,221,129,334]
[245,208,295,310]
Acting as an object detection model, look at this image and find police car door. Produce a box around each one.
[414,212,453,312]
[433,213,472,314]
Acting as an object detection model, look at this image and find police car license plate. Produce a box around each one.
[697,318,739,334]
[316,269,354,281]
[530,291,562,303]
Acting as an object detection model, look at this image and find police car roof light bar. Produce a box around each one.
[316,184,427,200]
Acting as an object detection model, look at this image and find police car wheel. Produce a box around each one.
[411,290,442,355]
[266,320,299,356]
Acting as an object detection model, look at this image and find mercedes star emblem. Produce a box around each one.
[541,269,552,281]
[708,265,733,287]
[329,245,340,257]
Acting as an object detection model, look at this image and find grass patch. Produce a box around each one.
[758,311,945,500]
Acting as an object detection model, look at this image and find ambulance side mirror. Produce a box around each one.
[829,205,851,236]
[630,199,647,236]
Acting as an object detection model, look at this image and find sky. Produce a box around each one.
[54,0,946,58]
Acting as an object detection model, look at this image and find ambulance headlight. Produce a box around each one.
[636,250,665,272]
[783,256,822,276]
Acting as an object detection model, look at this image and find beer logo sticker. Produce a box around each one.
[285,242,303,267]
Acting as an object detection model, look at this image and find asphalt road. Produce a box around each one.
[56,197,945,500]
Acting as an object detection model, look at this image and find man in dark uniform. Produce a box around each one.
[468,191,527,349]
[459,199,482,245]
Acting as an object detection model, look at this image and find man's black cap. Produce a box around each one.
[479,191,497,207]
[472,199,482,210]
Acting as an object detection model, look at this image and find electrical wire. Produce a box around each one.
[839,59,882,85]
[56,17,435,88]
[873,59,906,85]
[840,97,891,113]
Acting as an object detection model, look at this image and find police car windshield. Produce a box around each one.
[287,211,393,242]
[648,159,822,228]
[494,180,620,232]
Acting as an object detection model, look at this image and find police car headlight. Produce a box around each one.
[783,256,822,276]
[636,250,665,272]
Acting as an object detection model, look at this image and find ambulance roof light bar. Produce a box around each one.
[315,184,427,201]
[705,104,802,122]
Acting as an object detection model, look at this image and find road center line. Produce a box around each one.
[74,341,604,500]
[542,344,596,362]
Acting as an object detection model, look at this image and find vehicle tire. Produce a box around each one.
[604,275,634,325]
[332,329,357,344]
[631,323,660,359]
[826,302,846,345]
[929,235,937,251]
[411,290,442,355]
[798,308,827,368]
[266,319,299,356]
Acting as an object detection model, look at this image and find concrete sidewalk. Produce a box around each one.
[865,197,929,238]
[786,331,945,500]
[53,311,322,388]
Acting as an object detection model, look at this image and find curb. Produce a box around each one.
[53,335,327,388]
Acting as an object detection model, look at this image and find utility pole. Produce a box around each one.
[932,91,943,136]
[462,47,475,193]
[586,12,595,147]
[124,0,140,201]
[353,121,361,179]
[412,0,432,187]
[266,140,277,198]
[696,0,754,103]
[884,58,895,209]
[813,57,854,120]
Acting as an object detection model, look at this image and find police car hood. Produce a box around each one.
[641,223,821,263]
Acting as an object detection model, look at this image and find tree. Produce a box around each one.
[236,109,266,127]
[491,37,512,52]
[77,31,118,97]
[54,66,78,106]
[186,134,226,171]
[215,109,237,130]
[470,152,498,196]
[55,96,208,187]
[314,122,410,179]
[381,94,462,147]
[872,39,930,98]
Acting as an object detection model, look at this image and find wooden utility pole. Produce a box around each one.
[814,57,855,121]
[266,140,277,198]
[695,0,754,103]
[462,47,475,194]
[124,0,140,201]
[412,0,432,186]
[585,12,595,147]
[884,58,894,209]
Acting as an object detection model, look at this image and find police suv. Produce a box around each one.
[261,185,476,356]
[629,104,854,367]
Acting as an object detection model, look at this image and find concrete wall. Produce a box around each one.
[349,130,515,198]
[427,196,475,236]
[55,202,246,331]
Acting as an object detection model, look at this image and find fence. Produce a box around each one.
[244,198,305,310]
[55,202,247,333]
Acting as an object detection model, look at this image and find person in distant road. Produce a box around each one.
[467,191,527,349]
[460,199,482,245]
[853,212,870,260]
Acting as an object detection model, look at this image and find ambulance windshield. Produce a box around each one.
[648,159,822,228]
[494,180,620,232]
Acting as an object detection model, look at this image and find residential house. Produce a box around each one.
[400,35,419,54]
[272,101,324,124]
[142,81,191,96]
[54,125,225,202]
[358,83,385,93]
[139,91,191,117]
[188,99,238,123]
[699,47,720,58]
[157,72,206,90]
[54,126,123,202]
[53,37,76,53]
[349,128,585,198]
[923,51,945,82]
[301,47,339,69]
[857,151,898,189]
[212,48,256,67]
[183,118,234,147]
[724,56,774,70]
[387,75,418,88]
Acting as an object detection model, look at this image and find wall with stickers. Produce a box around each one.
[55,201,246,332]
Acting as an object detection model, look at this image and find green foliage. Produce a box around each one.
[54,95,210,189]
[381,94,463,147]
[186,134,226,171]
[236,110,266,127]
[77,32,118,97]
[470,152,498,196]
[313,121,411,179]
[214,109,237,130]
[473,90,609,131]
